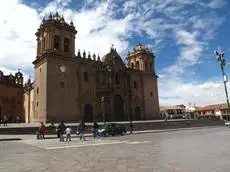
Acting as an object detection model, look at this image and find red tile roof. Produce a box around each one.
[196,103,228,111]
[160,106,184,110]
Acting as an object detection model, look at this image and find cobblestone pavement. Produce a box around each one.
[1,126,230,172]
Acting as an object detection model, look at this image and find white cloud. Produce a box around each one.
[159,78,228,106]
[0,0,40,71]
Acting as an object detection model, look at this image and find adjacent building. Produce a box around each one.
[195,103,228,120]
[24,12,160,123]
[160,105,185,119]
[160,104,196,119]
[0,70,24,122]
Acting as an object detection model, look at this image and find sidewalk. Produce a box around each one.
[0,125,224,141]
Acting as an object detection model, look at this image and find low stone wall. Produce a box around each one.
[0,119,224,135]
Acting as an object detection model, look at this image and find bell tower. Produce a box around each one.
[127,43,156,74]
[127,43,159,120]
[32,12,78,122]
[35,12,77,58]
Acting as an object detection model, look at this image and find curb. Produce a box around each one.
[132,125,223,135]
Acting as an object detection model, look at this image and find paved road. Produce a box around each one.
[0,126,230,172]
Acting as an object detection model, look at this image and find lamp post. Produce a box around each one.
[101,96,106,126]
[129,92,133,134]
[214,48,230,121]
[128,75,133,134]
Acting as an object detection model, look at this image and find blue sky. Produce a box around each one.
[0,0,230,106]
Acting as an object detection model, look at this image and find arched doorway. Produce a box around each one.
[83,104,93,122]
[114,95,124,121]
[134,106,141,120]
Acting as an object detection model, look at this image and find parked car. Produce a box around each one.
[225,121,230,126]
[98,123,126,137]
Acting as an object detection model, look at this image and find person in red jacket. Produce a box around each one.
[39,122,46,139]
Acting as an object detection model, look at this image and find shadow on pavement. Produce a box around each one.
[0,138,22,141]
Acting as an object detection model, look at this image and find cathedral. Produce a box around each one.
[23,12,160,123]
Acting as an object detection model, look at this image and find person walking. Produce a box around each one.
[92,122,99,139]
[78,120,86,141]
[57,121,66,142]
[65,127,72,142]
[3,115,7,126]
[130,123,133,134]
[16,115,20,123]
[39,122,46,139]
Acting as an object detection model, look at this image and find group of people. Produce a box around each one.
[0,115,20,126]
[38,120,100,141]
[56,121,72,142]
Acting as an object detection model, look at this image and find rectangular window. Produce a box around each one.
[60,81,65,88]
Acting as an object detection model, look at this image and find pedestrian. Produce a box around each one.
[39,122,46,139]
[130,123,133,134]
[65,127,72,142]
[3,115,7,126]
[92,121,99,139]
[78,120,86,141]
[57,121,66,142]
[16,115,20,123]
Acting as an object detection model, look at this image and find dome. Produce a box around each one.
[102,47,124,66]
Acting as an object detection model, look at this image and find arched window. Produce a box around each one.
[84,72,88,82]
[115,73,120,85]
[131,62,134,68]
[149,62,152,71]
[18,78,23,85]
[15,78,19,84]
[145,60,148,71]
[64,38,70,52]
[54,35,60,50]
[135,61,140,70]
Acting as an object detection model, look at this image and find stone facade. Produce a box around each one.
[0,70,24,122]
[24,12,160,123]
[23,79,34,123]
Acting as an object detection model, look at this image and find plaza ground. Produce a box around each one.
[0,126,230,172]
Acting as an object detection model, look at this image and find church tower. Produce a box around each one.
[127,43,156,74]
[32,12,78,122]
[127,43,160,120]
[35,12,76,57]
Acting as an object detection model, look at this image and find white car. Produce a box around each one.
[225,121,230,126]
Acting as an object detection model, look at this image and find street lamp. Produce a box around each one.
[214,48,230,121]
[101,96,106,125]
[128,75,133,134]
[129,92,133,134]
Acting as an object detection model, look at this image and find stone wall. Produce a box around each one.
[0,119,224,135]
